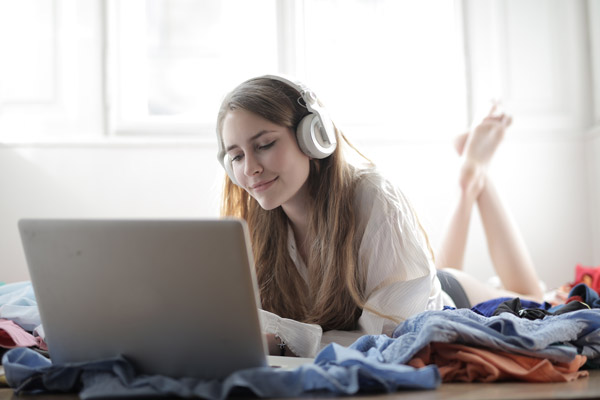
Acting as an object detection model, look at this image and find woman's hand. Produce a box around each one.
[265,333,297,357]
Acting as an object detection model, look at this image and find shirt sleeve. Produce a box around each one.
[258,309,323,357]
[355,178,439,336]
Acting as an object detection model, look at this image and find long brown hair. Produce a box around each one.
[216,77,369,331]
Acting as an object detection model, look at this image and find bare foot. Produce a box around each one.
[458,105,512,197]
[463,113,511,165]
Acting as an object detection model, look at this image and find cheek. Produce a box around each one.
[231,162,244,182]
[284,152,311,183]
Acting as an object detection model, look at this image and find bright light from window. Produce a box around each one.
[113,0,279,133]
[302,0,467,140]
[145,0,278,117]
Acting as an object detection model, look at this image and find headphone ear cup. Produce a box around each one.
[296,114,336,159]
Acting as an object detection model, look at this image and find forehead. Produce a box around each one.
[221,108,282,145]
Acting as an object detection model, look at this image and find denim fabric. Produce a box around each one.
[2,343,440,399]
[385,308,600,364]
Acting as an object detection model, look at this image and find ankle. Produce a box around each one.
[459,160,486,200]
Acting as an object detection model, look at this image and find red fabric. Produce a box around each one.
[408,342,589,383]
[0,318,38,349]
[574,264,600,292]
[566,295,585,304]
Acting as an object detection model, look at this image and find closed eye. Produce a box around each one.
[229,140,276,163]
[258,141,275,150]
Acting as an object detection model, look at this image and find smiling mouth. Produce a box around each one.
[251,177,278,191]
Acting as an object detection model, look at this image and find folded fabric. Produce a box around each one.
[2,344,440,399]
[408,342,589,383]
[0,319,38,349]
[0,282,41,332]
[379,308,600,364]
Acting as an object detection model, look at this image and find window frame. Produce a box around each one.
[0,0,105,143]
[106,0,294,139]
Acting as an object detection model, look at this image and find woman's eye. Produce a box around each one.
[259,141,275,150]
[230,154,242,163]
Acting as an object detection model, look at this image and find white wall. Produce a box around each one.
[455,0,596,288]
[588,0,600,265]
[0,136,593,289]
[588,132,600,264]
[1,0,599,291]
[362,137,592,290]
[0,143,223,284]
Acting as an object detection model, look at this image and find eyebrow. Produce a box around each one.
[225,130,276,152]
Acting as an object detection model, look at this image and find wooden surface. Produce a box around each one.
[1,369,599,400]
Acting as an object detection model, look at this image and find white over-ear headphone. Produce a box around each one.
[217,74,337,186]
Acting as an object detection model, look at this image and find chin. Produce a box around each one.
[255,198,281,211]
[259,203,280,211]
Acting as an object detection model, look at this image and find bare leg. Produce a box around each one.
[434,171,478,270]
[439,174,544,304]
[439,267,542,304]
[476,179,543,300]
[436,106,543,302]
[435,110,503,271]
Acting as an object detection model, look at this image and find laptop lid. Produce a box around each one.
[18,218,269,379]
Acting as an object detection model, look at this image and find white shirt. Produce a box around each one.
[259,169,453,357]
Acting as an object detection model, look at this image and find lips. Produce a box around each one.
[250,177,278,192]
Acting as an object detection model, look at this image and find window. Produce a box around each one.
[0,0,466,142]
[301,0,467,141]
[0,0,103,140]
[110,0,280,136]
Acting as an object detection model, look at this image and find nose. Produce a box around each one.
[244,153,263,178]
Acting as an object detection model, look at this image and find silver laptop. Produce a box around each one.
[19,218,302,380]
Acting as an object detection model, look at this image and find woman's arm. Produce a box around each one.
[259,309,322,357]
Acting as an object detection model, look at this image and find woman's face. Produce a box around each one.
[221,108,311,211]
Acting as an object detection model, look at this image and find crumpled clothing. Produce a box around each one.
[471,297,552,317]
[547,284,600,315]
[0,282,41,333]
[0,319,38,349]
[381,308,600,364]
[408,342,589,383]
[567,284,600,309]
[493,298,590,320]
[2,343,440,399]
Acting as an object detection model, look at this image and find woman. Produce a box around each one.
[215,75,543,358]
